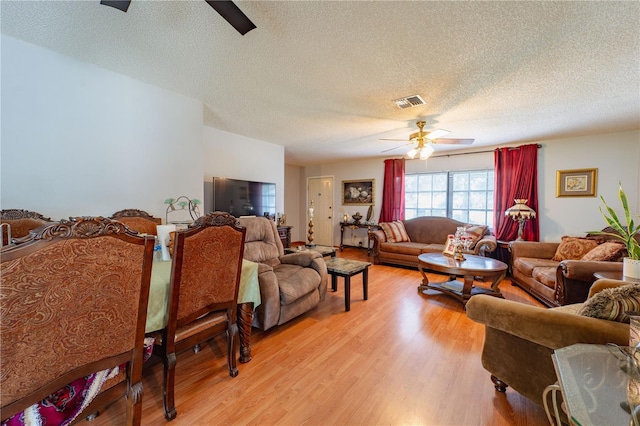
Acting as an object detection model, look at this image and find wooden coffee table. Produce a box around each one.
[417,253,507,305]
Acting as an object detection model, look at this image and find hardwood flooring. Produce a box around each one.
[88,248,549,426]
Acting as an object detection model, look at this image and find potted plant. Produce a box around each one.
[596,183,640,279]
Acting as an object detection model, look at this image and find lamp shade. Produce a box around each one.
[505,199,536,220]
[505,199,536,241]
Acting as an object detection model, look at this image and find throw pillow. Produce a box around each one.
[551,236,599,261]
[464,225,488,249]
[380,221,410,243]
[577,284,640,323]
[581,241,627,262]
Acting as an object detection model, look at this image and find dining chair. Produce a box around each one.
[111,208,162,235]
[0,217,154,426]
[151,211,246,420]
[0,208,53,246]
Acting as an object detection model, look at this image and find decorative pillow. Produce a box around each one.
[581,241,627,262]
[380,221,410,243]
[551,236,599,261]
[577,284,640,323]
[464,225,488,249]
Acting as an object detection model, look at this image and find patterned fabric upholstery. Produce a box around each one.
[581,241,627,261]
[379,221,410,243]
[152,212,246,421]
[0,217,154,426]
[111,209,162,235]
[551,236,599,261]
[578,283,640,323]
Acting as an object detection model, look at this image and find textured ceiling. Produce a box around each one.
[2,1,639,165]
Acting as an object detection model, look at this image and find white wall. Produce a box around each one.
[300,130,640,244]
[285,164,303,241]
[1,35,204,221]
[202,126,284,216]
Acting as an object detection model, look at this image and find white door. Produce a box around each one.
[307,177,333,247]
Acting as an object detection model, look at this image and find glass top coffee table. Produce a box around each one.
[549,343,639,426]
[417,253,507,305]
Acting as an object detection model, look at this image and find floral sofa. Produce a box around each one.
[369,216,497,268]
[510,229,636,307]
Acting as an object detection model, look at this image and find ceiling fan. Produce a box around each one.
[381,121,474,160]
[100,0,256,35]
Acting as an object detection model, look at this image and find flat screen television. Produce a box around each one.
[212,177,276,218]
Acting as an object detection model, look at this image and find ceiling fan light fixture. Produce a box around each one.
[419,144,435,160]
[406,148,418,159]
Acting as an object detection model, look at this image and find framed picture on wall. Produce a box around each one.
[556,168,598,197]
[342,179,375,205]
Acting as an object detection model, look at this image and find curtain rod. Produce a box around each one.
[429,143,542,159]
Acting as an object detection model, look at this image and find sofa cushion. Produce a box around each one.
[465,225,488,249]
[380,221,410,243]
[581,241,627,262]
[531,267,557,289]
[513,257,559,277]
[551,236,599,261]
[380,241,424,255]
[577,283,640,323]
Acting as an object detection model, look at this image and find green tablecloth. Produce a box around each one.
[146,258,260,333]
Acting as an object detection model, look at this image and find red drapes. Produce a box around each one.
[379,159,405,223]
[494,144,539,241]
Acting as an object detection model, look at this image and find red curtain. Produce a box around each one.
[494,144,539,241]
[379,159,405,223]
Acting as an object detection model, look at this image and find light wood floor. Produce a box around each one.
[88,248,549,426]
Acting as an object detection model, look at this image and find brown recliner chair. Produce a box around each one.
[466,279,629,407]
[237,216,328,331]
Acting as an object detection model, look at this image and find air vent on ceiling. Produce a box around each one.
[393,95,426,109]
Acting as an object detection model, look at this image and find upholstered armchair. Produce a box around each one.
[0,209,53,246]
[466,279,630,407]
[1,217,154,426]
[237,216,328,331]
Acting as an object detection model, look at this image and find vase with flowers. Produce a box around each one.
[594,183,640,279]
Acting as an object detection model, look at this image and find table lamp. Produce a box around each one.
[505,199,536,241]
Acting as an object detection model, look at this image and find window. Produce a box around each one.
[405,169,494,227]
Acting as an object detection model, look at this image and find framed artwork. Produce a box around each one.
[443,235,456,256]
[556,168,598,197]
[342,179,375,205]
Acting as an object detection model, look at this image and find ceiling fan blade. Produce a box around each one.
[379,138,410,142]
[100,0,131,12]
[205,0,256,35]
[381,142,413,153]
[425,129,450,139]
[432,138,475,145]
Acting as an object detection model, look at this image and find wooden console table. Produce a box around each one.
[339,222,380,255]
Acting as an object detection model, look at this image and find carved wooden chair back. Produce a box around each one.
[0,209,53,246]
[153,211,245,420]
[0,217,154,426]
[111,209,162,235]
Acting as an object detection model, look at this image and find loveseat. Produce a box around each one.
[466,279,631,408]
[369,216,497,268]
[510,230,636,306]
[237,216,328,331]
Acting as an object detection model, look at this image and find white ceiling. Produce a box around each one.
[2,1,639,165]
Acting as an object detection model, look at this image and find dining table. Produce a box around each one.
[147,258,261,363]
